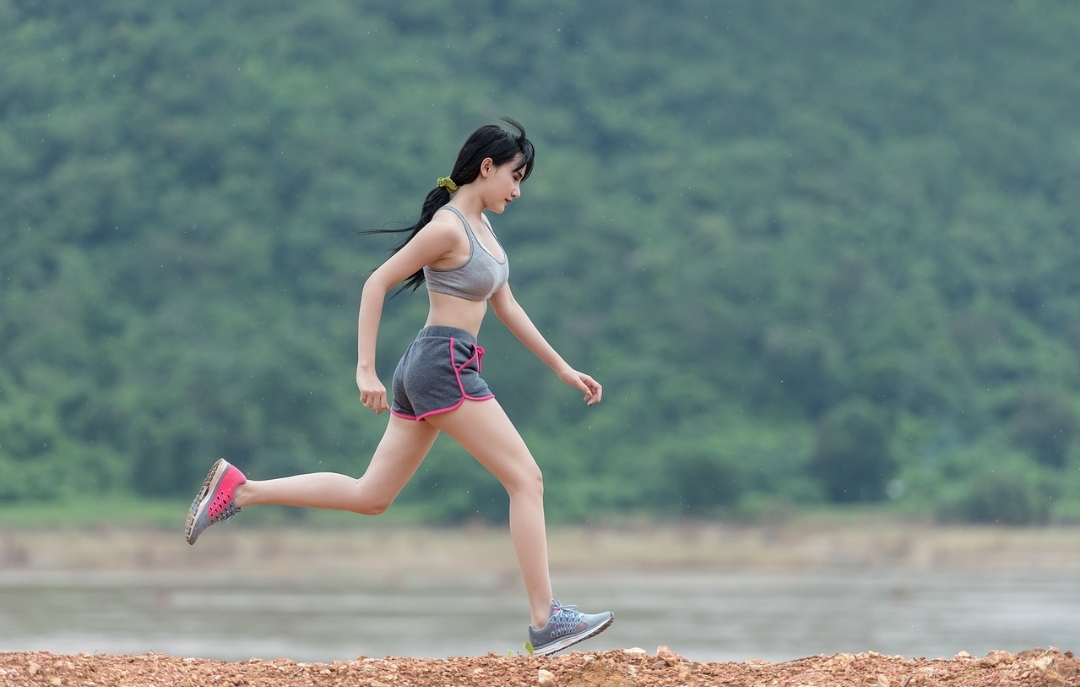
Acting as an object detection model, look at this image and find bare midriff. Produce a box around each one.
[424,290,488,338]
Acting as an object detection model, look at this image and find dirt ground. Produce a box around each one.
[2,646,1076,687]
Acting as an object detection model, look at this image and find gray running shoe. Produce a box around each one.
[529,598,614,655]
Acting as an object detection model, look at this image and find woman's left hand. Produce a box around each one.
[558,368,603,406]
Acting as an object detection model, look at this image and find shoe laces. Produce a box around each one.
[548,598,583,635]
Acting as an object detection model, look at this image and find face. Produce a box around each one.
[479,153,525,214]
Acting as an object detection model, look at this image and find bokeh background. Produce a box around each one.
[3,1,1080,526]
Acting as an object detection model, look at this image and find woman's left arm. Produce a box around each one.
[489,284,602,406]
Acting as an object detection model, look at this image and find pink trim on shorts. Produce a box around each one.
[390,336,494,422]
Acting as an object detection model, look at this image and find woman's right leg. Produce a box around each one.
[234,415,440,515]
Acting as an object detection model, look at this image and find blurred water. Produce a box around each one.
[0,569,1076,663]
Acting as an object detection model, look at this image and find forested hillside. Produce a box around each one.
[3,0,1079,524]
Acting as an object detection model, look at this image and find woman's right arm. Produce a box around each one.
[355,217,460,414]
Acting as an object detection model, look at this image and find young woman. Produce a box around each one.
[185,119,614,656]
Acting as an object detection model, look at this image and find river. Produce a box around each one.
[1,568,1076,663]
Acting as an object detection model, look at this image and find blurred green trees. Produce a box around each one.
[2,0,1079,525]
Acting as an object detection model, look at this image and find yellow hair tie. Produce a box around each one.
[436,176,458,193]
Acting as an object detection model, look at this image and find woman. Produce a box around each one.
[185,119,614,656]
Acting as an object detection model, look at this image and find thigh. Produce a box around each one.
[424,399,540,490]
[360,415,441,496]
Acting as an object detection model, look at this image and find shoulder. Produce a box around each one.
[415,209,465,246]
[395,208,468,268]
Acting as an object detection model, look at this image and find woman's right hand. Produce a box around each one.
[356,368,389,414]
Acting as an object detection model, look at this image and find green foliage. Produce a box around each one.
[2,0,1080,522]
[936,455,1053,526]
[1005,389,1078,469]
[0,494,188,528]
[808,398,897,503]
[643,437,746,516]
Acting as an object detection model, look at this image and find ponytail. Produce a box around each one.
[359,118,534,296]
[359,185,452,294]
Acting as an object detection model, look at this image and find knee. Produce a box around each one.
[359,501,391,516]
[350,479,394,516]
[510,463,544,499]
[354,494,394,516]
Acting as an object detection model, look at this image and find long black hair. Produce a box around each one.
[361,117,535,294]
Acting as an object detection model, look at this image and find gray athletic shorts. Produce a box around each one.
[390,325,494,421]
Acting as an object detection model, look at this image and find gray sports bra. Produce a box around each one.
[423,206,509,301]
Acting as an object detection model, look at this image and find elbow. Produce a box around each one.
[362,275,391,301]
[361,275,381,294]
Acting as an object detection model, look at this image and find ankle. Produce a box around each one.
[531,607,552,630]
[233,482,251,508]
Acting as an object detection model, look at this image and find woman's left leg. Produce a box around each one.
[424,399,553,629]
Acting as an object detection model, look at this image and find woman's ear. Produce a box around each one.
[479,157,495,178]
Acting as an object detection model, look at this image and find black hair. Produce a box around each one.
[360,117,535,294]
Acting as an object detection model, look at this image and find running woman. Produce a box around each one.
[185,118,613,655]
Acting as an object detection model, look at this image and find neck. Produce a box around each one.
[449,188,489,219]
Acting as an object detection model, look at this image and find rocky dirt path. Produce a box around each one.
[2,646,1075,687]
